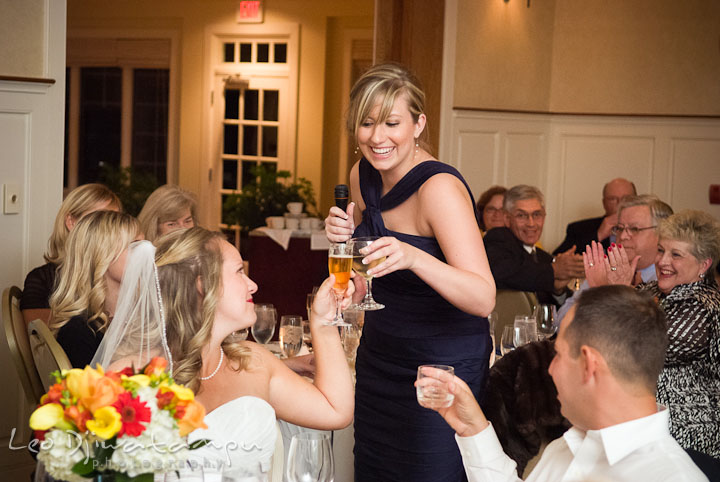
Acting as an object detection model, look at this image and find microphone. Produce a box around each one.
[334,184,349,212]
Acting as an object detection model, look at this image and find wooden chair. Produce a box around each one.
[2,286,44,405]
[28,318,72,390]
[492,289,539,344]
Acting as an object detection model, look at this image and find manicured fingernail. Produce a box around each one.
[611,243,616,247]
[608,246,612,252]
[617,244,622,248]
[604,255,608,258]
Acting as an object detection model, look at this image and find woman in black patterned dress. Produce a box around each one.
[637,210,720,457]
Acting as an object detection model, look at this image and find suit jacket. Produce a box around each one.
[484,227,560,305]
[553,216,611,255]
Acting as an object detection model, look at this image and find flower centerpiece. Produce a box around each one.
[29,357,208,482]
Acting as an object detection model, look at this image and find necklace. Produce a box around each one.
[200,347,224,381]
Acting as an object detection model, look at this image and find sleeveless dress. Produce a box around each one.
[185,397,278,480]
[352,158,491,481]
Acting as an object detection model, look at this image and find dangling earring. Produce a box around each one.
[414,138,419,156]
[354,146,359,155]
[700,272,706,279]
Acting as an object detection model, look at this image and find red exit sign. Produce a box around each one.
[237,0,263,23]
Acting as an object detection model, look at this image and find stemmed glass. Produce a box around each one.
[279,315,304,358]
[534,304,558,341]
[350,237,385,311]
[500,326,516,356]
[327,242,354,326]
[252,304,277,345]
[286,432,334,482]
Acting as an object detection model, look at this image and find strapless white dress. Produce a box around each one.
[182,396,279,481]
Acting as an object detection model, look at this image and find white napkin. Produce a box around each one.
[256,227,293,250]
[310,231,331,251]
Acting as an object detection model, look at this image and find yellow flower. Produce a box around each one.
[65,366,102,399]
[29,403,64,430]
[125,374,151,387]
[86,406,122,440]
[167,384,194,401]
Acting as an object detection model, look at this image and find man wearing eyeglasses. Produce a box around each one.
[556,194,674,324]
[553,178,637,255]
[484,185,585,306]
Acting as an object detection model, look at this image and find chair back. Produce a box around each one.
[493,289,538,344]
[28,318,72,390]
[3,286,44,404]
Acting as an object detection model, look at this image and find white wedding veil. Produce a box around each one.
[91,240,173,374]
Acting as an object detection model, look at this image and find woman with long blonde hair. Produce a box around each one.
[49,210,140,367]
[137,184,197,242]
[21,183,121,324]
[93,227,355,478]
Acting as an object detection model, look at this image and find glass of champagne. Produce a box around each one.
[327,242,354,326]
[279,315,304,358]
[286,432,334,482]
[350,237,385,310]
[252,304,276,345]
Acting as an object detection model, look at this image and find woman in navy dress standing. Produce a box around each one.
[325,63,496,481]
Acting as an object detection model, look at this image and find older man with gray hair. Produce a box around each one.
[484,185,585,306]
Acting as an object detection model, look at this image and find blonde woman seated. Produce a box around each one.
[21,183,121,324]
[92,227,355,478]
[137,184,197,242]
[49,211,141,368]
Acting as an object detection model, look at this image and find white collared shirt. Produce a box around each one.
[456,408,708,481]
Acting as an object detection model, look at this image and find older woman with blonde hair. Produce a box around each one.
[137,184,197,242]
[21,183,121,324]
[49,210,141,367]
[92,227,355,478]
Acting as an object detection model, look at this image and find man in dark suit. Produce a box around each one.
[484,185,585,306]
[553,178,636,255]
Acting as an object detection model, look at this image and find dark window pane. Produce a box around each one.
[221,194,233,224]
[79,67,122,185]
[262,126,278,157]
[241,160,256,188]
[274,43,287,63]
[260,161,277,174]
[224,124,238,155]
[257,43,269,63]
[224,43,235,62]
[244,89,258,120]
[225,89,239,119]
[132,69,169,184]
[240,43,252,62]
[263,90,279,121]
[223,159,238,190]
[243,125,258,155]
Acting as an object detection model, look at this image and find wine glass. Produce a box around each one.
[280,315,304,358]
[534,304,558,340]
[513,324,532,348]
[514,315,538,343]
[286,432,334,482]
[500,326,516,356]
[350,237,385,311]
[252,304,277,345]
[487,311,498,366]
[327,242,354,326]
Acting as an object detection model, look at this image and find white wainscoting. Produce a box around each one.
[447,110,720,251]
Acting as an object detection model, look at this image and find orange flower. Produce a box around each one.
[64,405,92,432]
[82,376,123,413]
[144,357,168,376]
[45,383,64,405]
[156,389,175,410]
[176,399,207,437]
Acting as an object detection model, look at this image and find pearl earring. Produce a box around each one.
[700,272,706,279]
[415,138,419,155]
[354,146,359,155]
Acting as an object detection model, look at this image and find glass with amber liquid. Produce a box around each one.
[327,242,354,326]
[350,237,385,311]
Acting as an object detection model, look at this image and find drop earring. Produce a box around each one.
[415,138,419,156]
[354,146,359,155]
[700,272,706,279]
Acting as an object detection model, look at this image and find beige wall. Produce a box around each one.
[67,0,374,214]
[0,0,45,77]
[454,0,720,116]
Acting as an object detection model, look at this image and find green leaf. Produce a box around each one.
[188,438,211,450]
[71,457,96,476]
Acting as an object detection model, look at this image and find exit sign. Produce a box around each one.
[237,0,263,23]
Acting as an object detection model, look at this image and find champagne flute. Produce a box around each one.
[252,304,277,345]
[286,432,334,482]
[350,237,385,311]
[340,322,361,368]
[280,315,304,358]
[327,242,354,326]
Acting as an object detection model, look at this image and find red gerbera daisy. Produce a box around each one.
[112,392,151,437]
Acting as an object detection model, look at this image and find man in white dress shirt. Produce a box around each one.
[418,285,708,481]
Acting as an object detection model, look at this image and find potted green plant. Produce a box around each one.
[222,165,319,233]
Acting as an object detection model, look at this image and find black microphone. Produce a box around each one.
[334,184,349,212]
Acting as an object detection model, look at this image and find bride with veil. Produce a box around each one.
[92,227,355,480]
